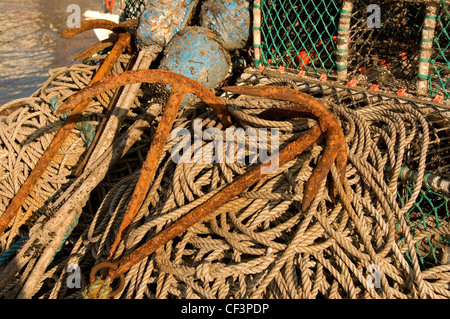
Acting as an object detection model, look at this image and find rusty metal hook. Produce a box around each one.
[88,261,125,298]
[60,19,139,40]
[63,19,139,60]
[49,69,232,263]
[87,83,347,297]
[224,85,348,210]
[74,36,119,61]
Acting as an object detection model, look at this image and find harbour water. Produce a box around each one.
[0,0,105,104]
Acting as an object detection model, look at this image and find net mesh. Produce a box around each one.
[327,84,450,269]
[347,0,425,93]
[327,83,450,268]
[257,0,450,99]
[429,0,450,98]
[259,0,340,76]
[120,0,147,20]
[416,104,450,178]
[397,179,449,268]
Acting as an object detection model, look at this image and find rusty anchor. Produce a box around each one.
[70,70,347,297]
[50,69,233,265]
[0,19,138,236]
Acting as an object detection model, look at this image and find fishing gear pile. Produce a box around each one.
[0,0,448,299]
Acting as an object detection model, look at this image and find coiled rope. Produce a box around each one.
[0,61,449,299]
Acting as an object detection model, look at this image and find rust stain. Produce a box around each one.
[0,105,22,117]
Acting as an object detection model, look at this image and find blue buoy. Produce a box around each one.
[159,26,231,89]
[136,0,200,49]
[200,0,250,50]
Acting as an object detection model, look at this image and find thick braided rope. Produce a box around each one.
[0,54,135,290]
[32,86,448,299]
[1,71,449,299]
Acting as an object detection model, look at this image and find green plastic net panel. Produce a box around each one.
[397,168,450,269]
[397,177,449,269]
[429,0,450,98]
[254,0,450,99]
[121,0,450,99]
[254,0,340,76]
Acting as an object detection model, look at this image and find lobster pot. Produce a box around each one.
[254,0,450,99]
[255,0,341,76]
[251,0,450,274]
[428,0,450,98]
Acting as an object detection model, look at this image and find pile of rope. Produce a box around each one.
[0,63,97,251]
[0,56,449,299]
[0,53,146,296]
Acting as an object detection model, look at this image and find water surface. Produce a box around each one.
[0,0,105,104]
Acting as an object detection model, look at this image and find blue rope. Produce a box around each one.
[50,96,96,147]
[51,215,80,261]
[0,214,80,266]
[0,234,29,267]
